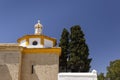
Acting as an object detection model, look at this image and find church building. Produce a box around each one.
[0,21,61,80]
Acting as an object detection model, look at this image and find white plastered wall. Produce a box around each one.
[44,39,53,48]
[27,38,43,48]
[58,70,97,80]
[20,40,26,47]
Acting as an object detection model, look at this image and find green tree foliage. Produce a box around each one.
[98,73,105,80]
[106,59,120,80]
[59,25,92,72]
[68,25,92,72]
[59,28,69,72]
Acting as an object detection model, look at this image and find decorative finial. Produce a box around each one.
[38,20,40,23]
[92,69,97,74]
[34,20,43,35]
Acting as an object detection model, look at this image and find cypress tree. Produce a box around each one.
[69,25,92,72]
[59,28,69,72]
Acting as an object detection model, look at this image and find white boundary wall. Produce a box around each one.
[58,70,97,80]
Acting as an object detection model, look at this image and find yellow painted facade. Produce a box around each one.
[22,48,61,56]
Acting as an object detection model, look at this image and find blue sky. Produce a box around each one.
[0,0,120,74]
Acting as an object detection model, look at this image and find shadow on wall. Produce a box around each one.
[32,72,39,80]
[0,65,12,80]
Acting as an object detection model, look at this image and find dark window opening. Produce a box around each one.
[31,65,34,74]
[32,41,38,45]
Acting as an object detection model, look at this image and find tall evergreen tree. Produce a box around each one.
[68,25,92,72]
[59,28,69,72]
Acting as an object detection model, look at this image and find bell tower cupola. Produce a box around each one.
[34,20,43,35]
[17,20,58,48]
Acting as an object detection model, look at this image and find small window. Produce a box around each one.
[31,65,34,74]
[32,41,38,45]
